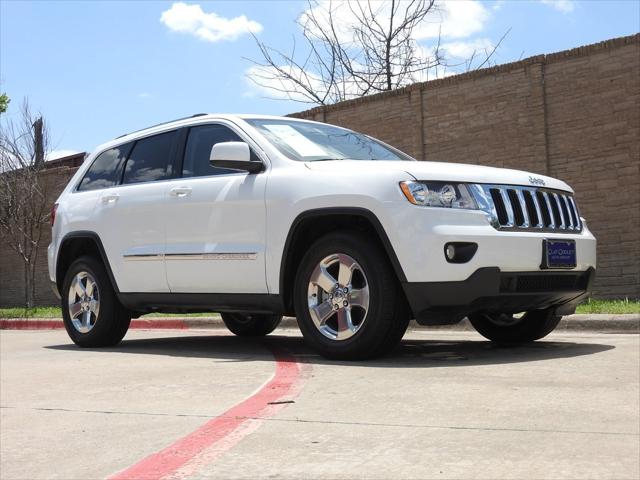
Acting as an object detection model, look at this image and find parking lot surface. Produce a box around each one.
[1,328,638,480]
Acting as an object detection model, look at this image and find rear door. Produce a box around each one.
[163,122,268,293]
[93,130,179,293]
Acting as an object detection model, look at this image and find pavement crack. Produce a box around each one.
[3,405,637,437]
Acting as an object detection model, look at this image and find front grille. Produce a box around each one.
[482,185,582,232]
[500,272,590,293]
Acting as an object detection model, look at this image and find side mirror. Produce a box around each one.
[209,142,263,173]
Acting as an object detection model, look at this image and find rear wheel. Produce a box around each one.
[221,313,282,336]
[468,309,562,343]
[293,231,409,360]
[61,256,130,347]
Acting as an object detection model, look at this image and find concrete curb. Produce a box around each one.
[1,314,638,333]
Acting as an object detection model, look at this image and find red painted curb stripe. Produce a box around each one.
[0,319,190,330]
[0,319,63,330]
[108,347,304,480]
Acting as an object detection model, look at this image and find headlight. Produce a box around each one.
[399,181,477,209]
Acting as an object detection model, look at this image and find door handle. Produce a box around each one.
[169,187,192,198]
[101,193,119,204]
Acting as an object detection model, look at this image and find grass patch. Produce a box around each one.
[575,299,639,314]
[1,300,638,319]
[0,307,220,319]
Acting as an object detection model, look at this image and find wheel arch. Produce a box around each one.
[56,231,119,294]
[279,207,407,315]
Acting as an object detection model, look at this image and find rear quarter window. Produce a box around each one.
[77,143,132,192]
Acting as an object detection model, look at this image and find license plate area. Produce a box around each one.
[541,239,576,269]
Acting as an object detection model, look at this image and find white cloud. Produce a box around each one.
[137,92,153,100]
[540,0,576,13]
[301,1,490,42]
[46,149,81,161]
[492,1,506,11]
[415,0,490,40]
[442,38,495,59]
[160,2,263,43]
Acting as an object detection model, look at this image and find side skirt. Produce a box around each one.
[117,293,284,315]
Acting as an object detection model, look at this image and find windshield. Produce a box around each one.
[245,118,413,162]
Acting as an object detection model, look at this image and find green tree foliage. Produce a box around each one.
[0,93,9,114]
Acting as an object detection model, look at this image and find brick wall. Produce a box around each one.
[293,34,640,299]
[1,35,638,306]
[0,159,80,307]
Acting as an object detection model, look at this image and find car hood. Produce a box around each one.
[304,160,572,192]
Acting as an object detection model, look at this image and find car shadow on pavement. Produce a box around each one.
[46,330,615,368]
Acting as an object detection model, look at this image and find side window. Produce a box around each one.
[77,143,132,192]
[122,130,177,184]
[182,124,260,178]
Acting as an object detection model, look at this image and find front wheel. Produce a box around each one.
[468,309,562,343]
[221,313,282,336]
[293,231,410,360]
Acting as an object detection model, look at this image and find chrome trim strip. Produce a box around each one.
[123,254,164,261]
[165,253,258,261]
[123,253,258,261]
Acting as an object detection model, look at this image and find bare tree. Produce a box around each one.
[248,0,506,105]
[0,100,55,308]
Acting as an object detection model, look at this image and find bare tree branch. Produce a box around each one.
[246,0,507,106]
[0,99,59,307]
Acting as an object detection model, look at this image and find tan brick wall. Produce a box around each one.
[294,34,640,299]
[1,35,638,305]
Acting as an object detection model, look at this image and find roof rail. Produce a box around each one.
[115,113,210,139]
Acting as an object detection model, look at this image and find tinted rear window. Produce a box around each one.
[123,131,177,184]
[78,143,132,191]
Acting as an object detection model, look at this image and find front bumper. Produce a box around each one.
[403,267,595,325]
[382,206,596,283]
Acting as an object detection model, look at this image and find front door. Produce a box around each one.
[164,123,268,293]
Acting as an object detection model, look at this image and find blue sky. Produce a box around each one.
[1,0,638,157]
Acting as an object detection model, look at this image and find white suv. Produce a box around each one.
[49,114,596,359]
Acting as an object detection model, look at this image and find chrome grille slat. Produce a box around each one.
[530,191,544,228]
[479,185,582,233]
[499,189,515,227]
[568,196,581,230]
[515,190,530,228]
[543,192,557,229]
[553,193,566,229]
[561,195,574,230]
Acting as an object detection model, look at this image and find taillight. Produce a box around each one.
[51,203,58,226]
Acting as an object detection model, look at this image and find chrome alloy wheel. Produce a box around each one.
[307,253,369,341]
[67,271,100,333]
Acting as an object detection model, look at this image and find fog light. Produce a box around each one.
[444,242,478,263]
[445,244,456,261]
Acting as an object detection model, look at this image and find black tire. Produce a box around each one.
[293,231,410,360]
[61,255,131,348]
[221,313,282,336]
[468,309,562,343]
